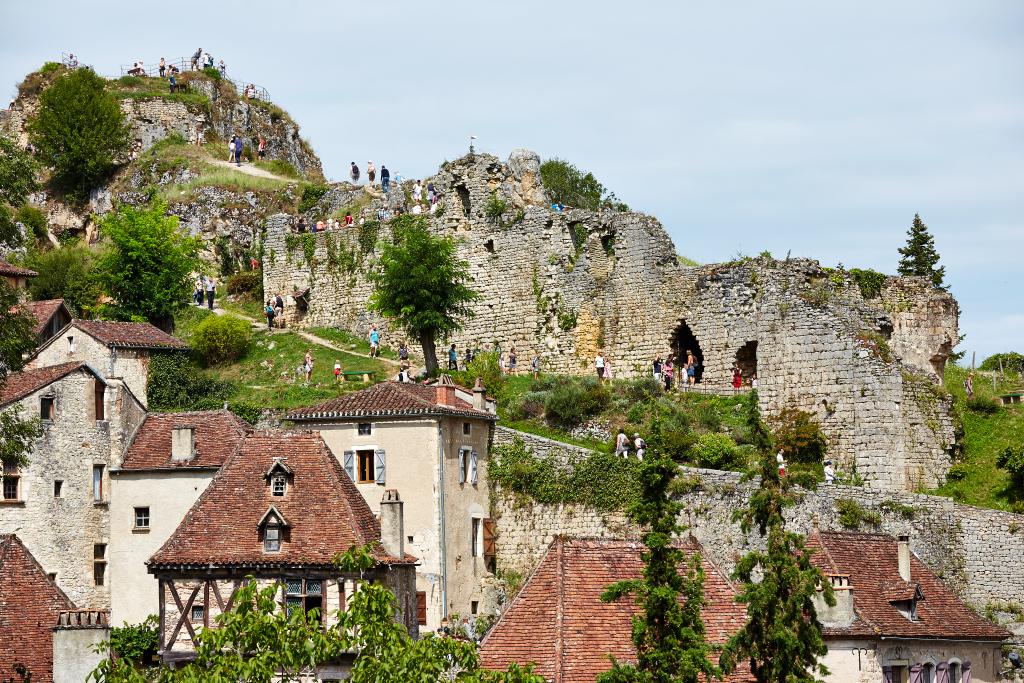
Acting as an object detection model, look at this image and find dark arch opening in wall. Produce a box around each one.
[456,184,471,219]
[670,320,704,383]
[735,340,758,382]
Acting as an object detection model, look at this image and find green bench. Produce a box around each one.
[999,393,1023,406]
[342,370,376,382]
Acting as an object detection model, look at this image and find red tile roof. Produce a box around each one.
[0,362,95,408]
[0,534,76,683]
[19,299,70,336]
[71,319,188,350]
[287,381,494,421]
[807,531,1009,641]
[149,431,415,570]
[0,259,37,277]
[479,537,754,683]
[119,410,252,471]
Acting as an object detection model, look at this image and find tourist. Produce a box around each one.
[344,212,353,226]
[205,276,216,310]
[776,450,786,477]
[234,137,242,166]
[168,73,177,94]
[265,299,276,330]
[508,347,518,375]
[663,357,674,391]
[159,57,166,77]
[257,136,266,160]
[686,350,697,386]
[228,137,235,163]
[751,373,758,389]
[350,162,360,183]
[394,171,403,187]
[595,351,606,381]
[604,357,614,380]
[464,347,472,368]
[194,278,204,306]
[315,219,325,233]
[304,349,314,383]
[633,433,646,461]
[381,165,391,193]
[204,52,214,69]
[218,59,226,76]
[67,54,78,69]
[191,47,202,71]
[296,216,307,233]
[427,181,437,204]
[499,352,507,375]
[334,359,342,384]
[274,292,285,318]
[615,429,629,458]
[367,161,376,186]
[368,325,380,357]
[824,460,837,485]
[653,356,663,383]
[413,181,423,203]
[964,372,975,400]
[448,344,458,371]
[399,341,409,363]
[732,365,743,391]
[531,353,540,379]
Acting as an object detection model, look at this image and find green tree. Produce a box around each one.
[0,406,42,470]
[720,392,834,683]
[539,158,628,211]
[0,282,36,379]
[368,216,477,374]
[24,241,102,315]
[0,135,40,207]
[979,352,1024,375]
[897,213,945,288]
[96,202,201,332]
[598,433,718,683]
[996,446,1024,502]
[28,68,130,202]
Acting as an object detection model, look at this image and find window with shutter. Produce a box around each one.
[375,449,386,484]
[960,661,970,683]
[483,517,497,572]
[343,450,355,481]
[458,449,466,484]
[416,591,427,625]
[470,450,478,485]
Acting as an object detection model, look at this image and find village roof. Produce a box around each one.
[18,299,70,336]
[479,537,754,683]
[808,530,1009,641]
[0,259,37,278]
[118,410,253,471]
[0,362,102,408]
[0,534,76,682]
[287,380,495,422]
[148,431,416,571]
[65,319,189,350]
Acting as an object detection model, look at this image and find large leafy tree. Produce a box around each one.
[897,213,945,288]
[0,282,43,473]
[598,431,718,683]
[96,201,201,332]
[28,67,130,202]
[0,135,40,207]
[368,215,477,374]
[539,158,628,211]
[24,240,103,315]
[720,392,834,683]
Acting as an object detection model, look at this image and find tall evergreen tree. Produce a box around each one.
[720,392,834,683]
[598,430,718,683]
[897,213,945,288]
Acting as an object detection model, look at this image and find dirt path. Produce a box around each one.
[207,158,293,181]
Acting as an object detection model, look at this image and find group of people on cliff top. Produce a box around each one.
[290,178,441,234]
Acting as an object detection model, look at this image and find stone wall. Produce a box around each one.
[491,428,1024,615]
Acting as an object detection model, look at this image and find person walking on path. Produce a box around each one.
[257,137,266,160]
[368,325,380,357]
[633,433,647,461]
[615,429,629,458]
[413,180,423,203]
[448,344,458,371]
[205,276,216,310]
[194,278,204,306]
[191,48,202,71]
[350,162,360,183]
[596,351,606,381]
[508,347,518,375]
[265,300,276,330]
[381,165,391,193]
[168,73,177,94]
[824,460,837,485]
[159,57,166,77]
[234,137,242,166]
[334,359,342,384]
[304,349,314,383]
[531,353,540,380]
[367,161,376,186]
[964,371,975,400]
[732,365,743,391]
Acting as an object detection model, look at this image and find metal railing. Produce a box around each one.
[117,57,270,101]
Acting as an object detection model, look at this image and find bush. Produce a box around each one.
[15,205,48,242]
[539,158,628,211]
[28,68,131,201]
[0,135,41,206]
[623,377,662,404]
[836,498,881,530]
[24,241,102,315]
[484,192,507,220]
[997,446,1024,494]
[979,352,1024,375]
[691,433,744,471]
[771,408,828,464]
[451,351,505,401]
[109,615,159,664]
[226,270,262,296]
[543,377,610,429]
[298,183,329,213]
[946,463,969,482]
[147,353,233,410]
[191,315,251,364]
[849,268,888,300]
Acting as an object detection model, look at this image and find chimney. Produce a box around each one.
[472,377,486,411]
[897,535,911,582]
[379,489,404,558]
[435,384,456,407]
[171,426,196,462]
[815,574,855,627]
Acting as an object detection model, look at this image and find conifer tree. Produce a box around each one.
[598,429,718,683]
[720,392,834,683]
[897,213,945,288]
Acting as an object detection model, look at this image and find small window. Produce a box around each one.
[190,604,205,622]
[407,535,414,543]
[47,572,57,582]
[2,463,20,501]
[67,336,75,353]
[92,465,104,502]
[134,507,150,529]
[94,380,105,421]
[53,480,63,497]
[357,423,372,436]
[922,663,934,683]
[471,600,479,615]
[416,591,427,626]
[285,578,323,618]
[471,518,481,557]
[357,449,375,483]
[41,396,55,421]
[93,544,107,586]
[463,422,471,435]
[264,525,281,552]
[271,474,287,496]
[948,663,961,683]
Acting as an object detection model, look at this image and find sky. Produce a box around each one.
[1,1,1021,362]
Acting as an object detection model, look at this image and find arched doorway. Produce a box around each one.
[735,340,758,382]
[670,320,704,383]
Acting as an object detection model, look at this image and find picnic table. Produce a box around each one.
[999,392,1023,406]
[342,370,376,382]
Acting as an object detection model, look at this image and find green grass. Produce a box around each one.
[932,364,1024,510]
[255,159,300,179]
[678,255,701,267]
[309,327,400,361]
[220,296,267,321]
[108,75,210,109]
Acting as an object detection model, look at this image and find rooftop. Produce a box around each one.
[149,431,415,570]
[69,319,189,350]
[118,410,252,471]
[18,299,70,336]
[0,259,37,278]
[0,362,97,408]
[287,380,495,422]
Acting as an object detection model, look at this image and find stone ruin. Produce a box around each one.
[263,150,960,494]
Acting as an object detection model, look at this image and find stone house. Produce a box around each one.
[809,530,1009,683]
[0,258,36,293]
[478,537,755,682]
[19,299,73,346]
[27,319,189,407]
[0,361,145,608]
[147,431,418,667]
[286,378,498,631]
[108,410,252,626]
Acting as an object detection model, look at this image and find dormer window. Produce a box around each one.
[888,583,925,622]
[264,525,281,552]
[271,474,287,496]
[264,458,292,495]
[259,506,289,553]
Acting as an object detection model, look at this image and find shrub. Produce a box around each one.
[544,377,610,429]
[484,192,507,220]
[849,268,888,300]
[836,498,881,530]
[24,241,102,315]
[15,205,48,242]
[451,351,504,401]
[691,433,744,471]
[623,377,662,404]
[298,183,329,212]
[147,353,233,410]
[109,615,159,664]
[28,68,131,201]
[946,463,969,482]
[979,352,1024,375]
[191,315,251,364]
[0,135,41,206]
[771,408,828,464]
[996,446,1024,494]
[202,66,222,81]
[539,158,628,211]
[226,270,262,296]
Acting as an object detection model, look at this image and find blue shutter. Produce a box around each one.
[882,666,893,683]
[343,450,355,481]
[458,449,466,484]
[470,450,479,485]
[375,449,386,484]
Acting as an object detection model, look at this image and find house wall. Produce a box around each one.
[822,638,1003,683]
[108,470,217,626]
[52,627,109,683]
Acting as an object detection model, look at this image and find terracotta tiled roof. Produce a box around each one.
[119,410,252,471]
[0,259,37,277]
[71,319,188,350]
[0,362,95,408]
[479,537,754,683]
[807,531,1009,641]
[149,431,415,570]
[287,381,495,421]
[0,534,76,683]
[17,299,70,336]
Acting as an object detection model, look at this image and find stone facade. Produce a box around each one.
[263,152,959,492]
